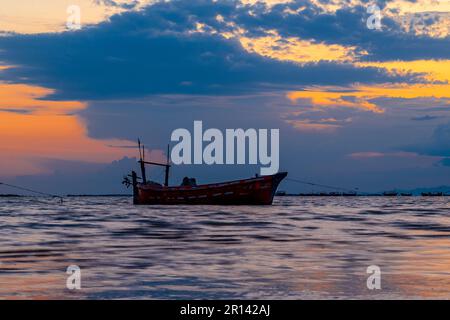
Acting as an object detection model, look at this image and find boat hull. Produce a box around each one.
[133,172,287,205]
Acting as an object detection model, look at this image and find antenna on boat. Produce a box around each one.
[142,144,145,162]
[138,139,142,160]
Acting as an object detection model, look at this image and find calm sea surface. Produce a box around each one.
[0,196,449,299]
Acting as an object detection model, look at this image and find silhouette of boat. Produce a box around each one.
[400,193,412,196]
[421,192,443,197]
[123,141,287,205]
[298,192,343,196]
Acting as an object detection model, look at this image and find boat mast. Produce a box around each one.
[137,140,171,187]
[138,139,147,184]
[164,144,170,187]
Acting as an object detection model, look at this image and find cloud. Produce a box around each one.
[0,0,419,101]
[428,120,450,157]
[287,83,450,114]
[0,82,85,114]
[5,157,140,195]
[238,30,363,63]
[0,0,156,34]
[411,115,439,121]
[285,119,342,132]
[357,59,450,83]
[231,0,450,61]
[405,121,450,157]
[92,0,141,10]
[349,151,419,159]
[439,157,450,167]
[0,108,31,114]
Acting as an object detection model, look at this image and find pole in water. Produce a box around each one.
[137,138,147,184]
[164,144,170,187]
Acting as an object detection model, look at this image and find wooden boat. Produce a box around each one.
[123,141,287,205]
[129,171,287,205]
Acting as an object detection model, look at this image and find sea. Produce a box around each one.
[0,196,449,299]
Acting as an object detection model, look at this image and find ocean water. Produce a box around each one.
[0,196,449,300]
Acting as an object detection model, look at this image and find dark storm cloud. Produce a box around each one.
[230,0,450,61]
[0,0,419,100]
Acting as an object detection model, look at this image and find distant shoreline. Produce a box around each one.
[0,194,132,198]
[276,194,450,197]
[1,193,448,198]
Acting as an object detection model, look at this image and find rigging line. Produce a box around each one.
[285,177,360,193]
[0,182,64,200]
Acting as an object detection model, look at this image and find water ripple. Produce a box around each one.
[0,196,449,299]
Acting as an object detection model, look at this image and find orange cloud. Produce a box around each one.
[285,119,342,132]
[239,30,361,63]
[357,60,450,83]
[287,82,450,114]
[0,83,85,114]
[287,87,384,113]
[0,82,135,177]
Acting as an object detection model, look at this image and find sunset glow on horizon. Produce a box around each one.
[0,80,135,177]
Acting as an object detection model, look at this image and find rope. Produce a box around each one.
[285,177,361,193]
[0,182,64,202]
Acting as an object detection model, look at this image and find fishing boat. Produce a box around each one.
[123,141,287,205]
[421,192,443,197]
[383,191,398,196]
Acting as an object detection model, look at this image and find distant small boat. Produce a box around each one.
[298,192,344,196]
[421,192,443,197]
[400,193,412,196]
[123,140,287,205]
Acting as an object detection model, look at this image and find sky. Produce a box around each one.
[0,0,449,194]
